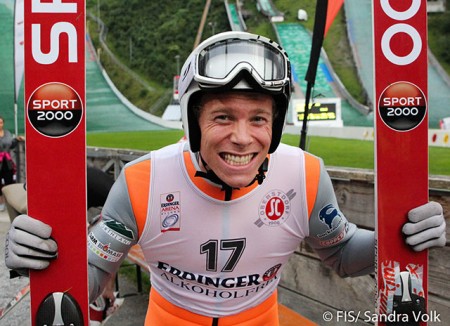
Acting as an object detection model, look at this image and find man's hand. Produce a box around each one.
[5,215,58,271]
[403,201,447,251]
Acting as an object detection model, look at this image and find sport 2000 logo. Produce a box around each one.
[27,82,83,138]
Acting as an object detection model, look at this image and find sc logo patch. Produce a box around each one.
[255,189,296,227]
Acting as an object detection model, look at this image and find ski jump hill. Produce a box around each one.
[2,0,450,135]
[227,0,374,128]
[0,0,179,135]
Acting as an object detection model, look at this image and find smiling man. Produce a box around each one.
[5,32,446,326]
[196,92,274,190]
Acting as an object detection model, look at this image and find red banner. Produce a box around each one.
[25,0,88,324]
[374,0,428,325]
[324,0,344,36]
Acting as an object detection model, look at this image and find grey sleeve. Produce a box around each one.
[304,158,375,277]
[87,169,140,302]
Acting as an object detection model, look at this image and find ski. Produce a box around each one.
[0,284,30,320]
[373,1,429,326]
[24,1,88,325]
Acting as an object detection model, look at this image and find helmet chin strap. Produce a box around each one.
[194,154,268,201]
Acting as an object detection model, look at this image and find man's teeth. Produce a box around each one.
[223,154,253,165]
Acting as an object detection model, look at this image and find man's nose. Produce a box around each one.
[230,121,252,146]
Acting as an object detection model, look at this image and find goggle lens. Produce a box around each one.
[197,39,287,84]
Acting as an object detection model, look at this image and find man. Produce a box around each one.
[5,32,446,325]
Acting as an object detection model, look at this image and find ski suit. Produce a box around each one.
[87,142,375,325]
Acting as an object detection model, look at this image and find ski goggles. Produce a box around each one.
[194,36,291,92]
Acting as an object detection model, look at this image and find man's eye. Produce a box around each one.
[253,116,268,123]
[215,115,230,121]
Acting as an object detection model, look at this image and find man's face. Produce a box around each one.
[197,92,274,188]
